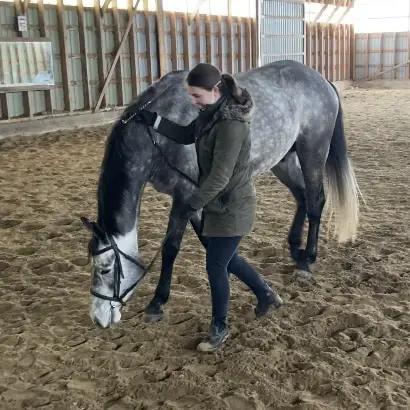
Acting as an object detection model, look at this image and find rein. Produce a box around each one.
[89,87,199,308]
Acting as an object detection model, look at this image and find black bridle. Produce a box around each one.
[88,88,199,308]
[88,227,166,308]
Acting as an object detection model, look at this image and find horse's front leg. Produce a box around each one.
[145,199,191,322]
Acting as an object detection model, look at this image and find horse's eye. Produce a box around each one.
[100,268,111,275]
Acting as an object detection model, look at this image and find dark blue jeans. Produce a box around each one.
[206,236,271,324]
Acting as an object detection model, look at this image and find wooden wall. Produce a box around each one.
[306,22,355,81]
[0,0,257,120]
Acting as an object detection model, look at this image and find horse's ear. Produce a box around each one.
[80,217,94,233]
[80,217,107,241]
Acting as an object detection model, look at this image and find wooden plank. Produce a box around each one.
[94,0,106,108]
[227,0,234,72]
[37,0,52,113]
[182,10,190,69]
[128,0,138,97]
[14,0,32,118]
[306,23,311,68]
[205,11,212,64]
[251,14,258,68]
[341,25,346,80]
[23,0,30,14]
[329,25,334,81]
[365,32,369,78]
[195,14,202,63]
[169,12,178,70]
[195,14,201,64]
[392,32,397,80]
[155,0,167,77]
[407,31,410,79]
[77,0,90,110]
[0,94,9,120]
[56,0,72,112]
[244,17,251,71]
[350,24,355,80]
[94,0,142,112]
[0,47,9,119]
[237,17,243,72]
[112,0,124,106]
[143,0,153,84]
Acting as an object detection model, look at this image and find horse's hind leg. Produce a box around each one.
[293,134,329,276]
[271,149,307,265]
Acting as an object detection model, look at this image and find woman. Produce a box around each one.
[136,63,283,352]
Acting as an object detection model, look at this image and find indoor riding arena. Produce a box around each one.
[0,0,409,409]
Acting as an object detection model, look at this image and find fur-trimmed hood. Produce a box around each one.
[220,87,254,123]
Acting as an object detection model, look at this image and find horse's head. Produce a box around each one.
[81,217,146,328]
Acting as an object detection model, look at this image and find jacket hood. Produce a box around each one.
[220,87,254,122]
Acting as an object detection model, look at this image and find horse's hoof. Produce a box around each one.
[144,302,164,323]
[145,311,164,323]
[293,269,313,282]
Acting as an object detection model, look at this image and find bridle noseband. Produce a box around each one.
[89,230,165,309]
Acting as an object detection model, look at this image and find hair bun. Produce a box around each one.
[221,73,245,103]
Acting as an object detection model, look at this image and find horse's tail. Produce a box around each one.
[324,82,361,243]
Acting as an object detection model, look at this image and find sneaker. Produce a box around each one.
[197,319,229,352]
[255,290,283,317]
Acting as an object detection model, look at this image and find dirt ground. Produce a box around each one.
[0,88,409,410]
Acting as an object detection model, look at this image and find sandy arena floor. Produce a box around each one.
[0,88,409,410]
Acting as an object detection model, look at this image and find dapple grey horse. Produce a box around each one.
[81,60,360,329]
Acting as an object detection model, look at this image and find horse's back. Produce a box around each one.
[232,60,339,173]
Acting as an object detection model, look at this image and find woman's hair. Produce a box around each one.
[186,63,246,104]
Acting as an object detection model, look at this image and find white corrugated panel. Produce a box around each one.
[260,0,305,65]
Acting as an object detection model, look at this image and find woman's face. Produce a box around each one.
[186,85,221,109]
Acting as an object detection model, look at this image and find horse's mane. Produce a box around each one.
[96,70,189,234]
[123,70,188,117]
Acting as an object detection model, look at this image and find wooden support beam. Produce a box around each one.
[128,0,138,97]
[245,17,251,70]
[0,94,9,120]
[155,0,167,76]
[407,31,410,79]
[349,24,355,80]
[56,0,72,112]
[325,5,339,23]
[358,60,410,82]
[237,17,243,72]
[314,4,328,23]
[195,13,201,64]
[169,12,178,70]
[335,6,351,24]
[143,0,153,84]
[14,0,32,118]
[77,0,90,109]
[227,0,234,72]
[182,10,190,69]
[205,11,212,64]
[101,0,111,14]
[251,13,258,68]
[112,0,124,106]
[94,0,142,112]
[37,0,52,114]
[22,0,30,14]
[188,0,208,26]
[94,0,106,108]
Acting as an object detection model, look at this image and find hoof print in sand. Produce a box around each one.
[0,219,22,229]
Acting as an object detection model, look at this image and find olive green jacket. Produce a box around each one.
[154,89,256,237]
